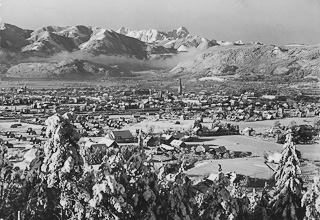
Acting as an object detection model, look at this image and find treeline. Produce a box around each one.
[0,112,319,220]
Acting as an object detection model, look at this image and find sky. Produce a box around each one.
[1,0,320,45]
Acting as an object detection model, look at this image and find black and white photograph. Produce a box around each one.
[0,0,320,219]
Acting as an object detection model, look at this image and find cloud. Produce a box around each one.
[22,48,202,71]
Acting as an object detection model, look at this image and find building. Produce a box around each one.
[170,140,186,148]
[178,78,182,95]
[98,138,119,148]
[160,134,175,145]
[143,136,157,147]
[106,130,135,143]
[242,127,255,136]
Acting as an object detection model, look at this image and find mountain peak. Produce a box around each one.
[116,26,192,44]
[117,26,131,35]
[176,26,189,37]
[0,23,25,31]
[0,23,5,30]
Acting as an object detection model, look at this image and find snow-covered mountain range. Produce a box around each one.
[1,23,320,81]
[117,26,219,51]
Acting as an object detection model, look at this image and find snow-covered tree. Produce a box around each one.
[230,185,250,220]
[313,117,320,129]
[273,121,281,129]
[195,168,241,220]
[0,144,25,220]
[302,176,320,220]
[270,132,305,220]
[23,112,90,220]
[250,184,271,220]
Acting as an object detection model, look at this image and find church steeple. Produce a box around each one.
[178,78,182,95]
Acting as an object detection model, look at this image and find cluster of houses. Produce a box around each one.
[79,128,252,166]
[1,85,320,126]
[0,125,44,149]
[193,120,240,136]
[241,121,319,144]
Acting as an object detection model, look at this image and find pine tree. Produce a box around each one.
[302,176,320,219]
[196,167,240,220]
[251,183,271,220]
[0,143,25,220]
[270,132,305,220]
[23,112,90,220]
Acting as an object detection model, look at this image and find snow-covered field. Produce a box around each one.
[121,117,195,133]
[186,157,273,180]
[3,115,319,180]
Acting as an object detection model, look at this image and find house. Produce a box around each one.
[231,151,244,158]
[144,136,157,147]
[209,146,228,156]
[10,123,21,128]
[170,140,186,148]
[212,127,221,133]
[193,126,201,134]
[219,146,228,154]
[172,132,185,140]
[98,137,119,148]
[106,130,135,143]
[160,134,175,145]
[208,146,222,154]
[160,144,175,151]
[242,127,255,136]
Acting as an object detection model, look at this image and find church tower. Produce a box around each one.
[178,78,182,95]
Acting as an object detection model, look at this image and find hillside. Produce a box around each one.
[6,59,131,79]
[0,24,32,51]
[171,44,320,82]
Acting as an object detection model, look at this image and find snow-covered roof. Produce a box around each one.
[170,139,185,147]
[98,137,116,147]
[160,144,175,151]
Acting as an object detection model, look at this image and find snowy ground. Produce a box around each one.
[186,135,319,159]
[231,117,315,133]
[3,116,319,181]
[0,120,44,168]
[198,76,224,82]
[120,116,320,182]
[185,157,273,180]
[121,117,195,133]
